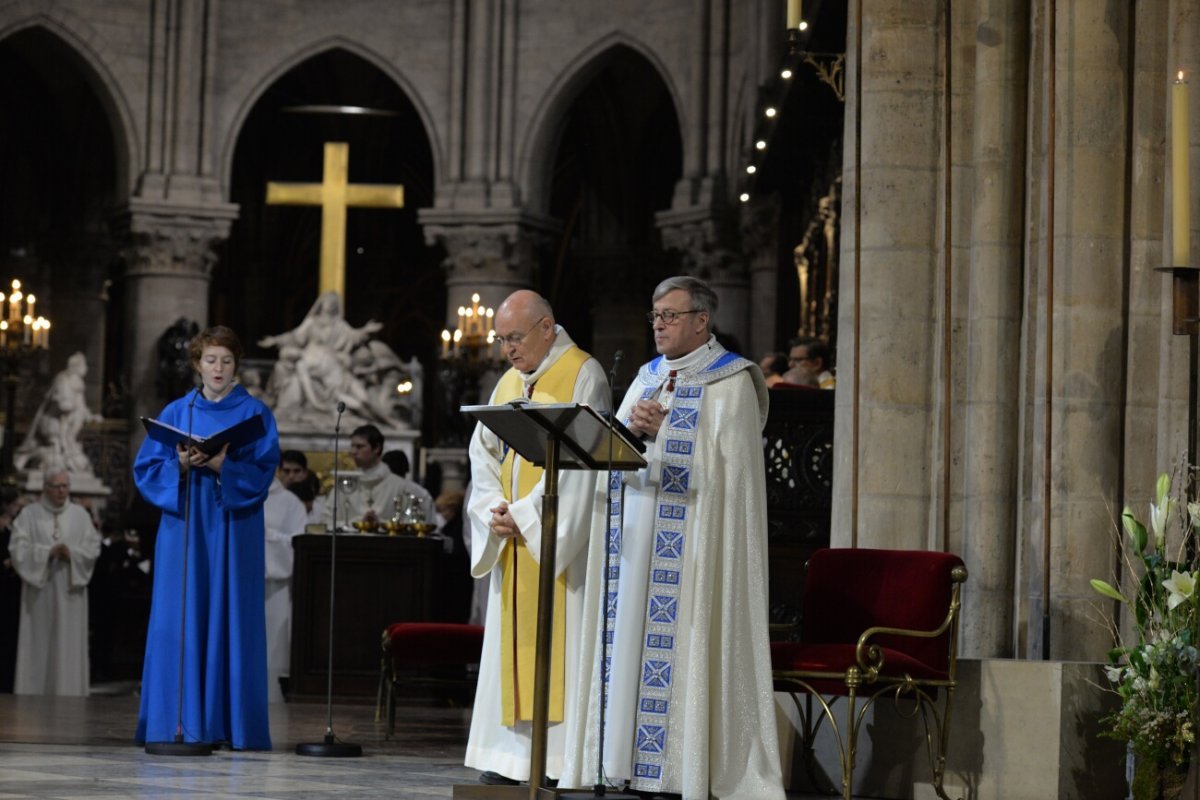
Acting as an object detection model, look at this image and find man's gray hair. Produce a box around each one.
[42,462,68,483]
[652,276,718,331]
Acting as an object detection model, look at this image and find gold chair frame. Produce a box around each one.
[774,563,967,800]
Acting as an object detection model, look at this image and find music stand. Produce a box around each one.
[453,402,645,800]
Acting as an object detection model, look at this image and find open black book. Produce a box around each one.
[140,413,266,457]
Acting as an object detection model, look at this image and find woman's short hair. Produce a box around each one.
[189,326,244,367]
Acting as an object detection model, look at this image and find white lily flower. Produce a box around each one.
[1152,497,1174,551]
[1163,569,1198,610]
[1104,665,1124,682]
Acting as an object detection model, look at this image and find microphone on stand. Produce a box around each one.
[296,400,361,757]
[562,350,638,799]
[146,388,213,756]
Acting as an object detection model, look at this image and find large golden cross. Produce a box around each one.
[265,141,404,298]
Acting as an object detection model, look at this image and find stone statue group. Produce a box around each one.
[256,292,421,430]
[15,291,422,487]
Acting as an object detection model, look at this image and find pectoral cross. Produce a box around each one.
[265,141,405,299]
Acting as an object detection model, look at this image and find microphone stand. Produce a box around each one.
[146,388,213,756]
[563,351,636,799]
[297,401,362,757]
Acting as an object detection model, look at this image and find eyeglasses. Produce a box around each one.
[646,309,702,325]
[788,355,814,365]
[497,317,547,347]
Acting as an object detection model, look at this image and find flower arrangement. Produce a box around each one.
[1091,473,1200,772]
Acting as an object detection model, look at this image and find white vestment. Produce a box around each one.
[323,461,405,527]
[10,499,101,696]
[465,327,610,781]
[264,478,309,703]
[561,338,785,799]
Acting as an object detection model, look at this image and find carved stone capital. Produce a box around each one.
[112,198,239,279]
[656,206,745,281]
[739,194,781,270]
[420,209,559,285]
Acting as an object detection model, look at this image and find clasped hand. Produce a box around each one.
[177,442,229,474]
[48,543,70,562]
[627,399,666,439]
[488,502,522,542]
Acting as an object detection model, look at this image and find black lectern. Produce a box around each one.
[454,402,646,800]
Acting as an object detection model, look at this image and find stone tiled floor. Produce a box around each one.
[0,688,827,799]
[0,689,479,799]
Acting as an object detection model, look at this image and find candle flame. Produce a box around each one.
[441,329,451,342]
[1180,70,1187,83]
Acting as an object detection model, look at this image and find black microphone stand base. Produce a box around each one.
[144,738,214,756]
[295,734,362,757]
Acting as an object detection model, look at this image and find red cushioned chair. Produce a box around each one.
[376,622,485,739]
[772,548,968,800]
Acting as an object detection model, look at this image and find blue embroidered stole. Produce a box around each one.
[607,346,752,791]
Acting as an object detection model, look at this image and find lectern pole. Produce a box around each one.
[528,435,559,800]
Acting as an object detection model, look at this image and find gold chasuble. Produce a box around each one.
[493,345,589,726]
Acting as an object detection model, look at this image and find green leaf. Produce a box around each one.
[1123,506,1148,553]
[1091,579,1128,603]
[1157,472,1171,506]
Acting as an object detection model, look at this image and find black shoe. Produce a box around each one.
[480,771,519,786]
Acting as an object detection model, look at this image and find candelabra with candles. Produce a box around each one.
[0,279,51,479]
[438,293,503,444]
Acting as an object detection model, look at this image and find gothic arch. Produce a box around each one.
[0,10,138,198]
[518,33,684,215]
[219,37,443,195]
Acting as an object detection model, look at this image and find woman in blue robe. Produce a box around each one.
[134,326,279,750]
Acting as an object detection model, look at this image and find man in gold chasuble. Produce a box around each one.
[464,290,610,785]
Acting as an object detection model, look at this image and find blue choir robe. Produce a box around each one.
[133,384,279,750]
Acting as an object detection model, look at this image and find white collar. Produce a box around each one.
[520,325,576,387]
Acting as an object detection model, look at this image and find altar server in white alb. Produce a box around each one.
[10,465,101,696]
[263,471,309,703]
[561,276,785,799]
[465,290,610,786]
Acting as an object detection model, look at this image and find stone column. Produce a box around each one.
[741,195,781,357]
[1021,1,1132,661]
[114,202,236,427]
[579,250,645,384]
[658,208,751,352]
[832,0,943,549]
[420,212,560,326]
[959,0,1029,659]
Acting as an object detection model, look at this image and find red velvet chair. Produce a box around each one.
[771,548,968,800]
[376,622,485,738]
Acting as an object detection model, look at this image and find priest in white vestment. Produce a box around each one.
[322,424,405,529]
[10,466,101,696]
[264,475,308,703]
[561,276,786,799]
[465,290,610,785]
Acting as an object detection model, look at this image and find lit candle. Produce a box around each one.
[41,319,49,350]
[441,329,451,358]
[453,328,462,356]
[457,306,467,335]
[1,320,9,348]
[787,0,802,30]
[8,290,20,324]
[25,294,34,320]
[1174,70,1191,265]
[22,315,31,345]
